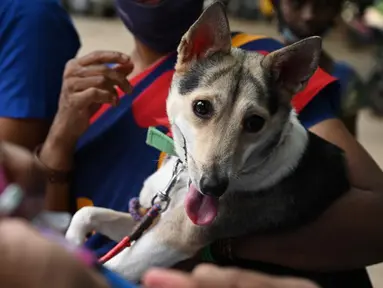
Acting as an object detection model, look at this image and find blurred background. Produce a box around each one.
[62,0,383,285]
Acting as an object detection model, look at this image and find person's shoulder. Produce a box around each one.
[1,0,63,14]
[0,0,80,51]
[1,0,66,9]
[0,0,76,29]
[0,0,80,120]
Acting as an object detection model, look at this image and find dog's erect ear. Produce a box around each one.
[261,36,322,96]
[175,1,231,73]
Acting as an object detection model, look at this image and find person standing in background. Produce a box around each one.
[272,0,365,136]
[0,0,80,150]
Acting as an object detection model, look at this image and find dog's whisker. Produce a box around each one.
[186,152,205,167]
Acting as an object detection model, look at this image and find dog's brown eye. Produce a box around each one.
[243,115,265,133]
[193,100,213,118]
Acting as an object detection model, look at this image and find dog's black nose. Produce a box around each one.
[199,176,229,198]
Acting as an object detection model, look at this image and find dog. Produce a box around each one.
[65,1,349,282]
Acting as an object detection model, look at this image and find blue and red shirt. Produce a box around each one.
[72,33,340,256]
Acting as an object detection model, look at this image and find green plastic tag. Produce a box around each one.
[146,126,177,157]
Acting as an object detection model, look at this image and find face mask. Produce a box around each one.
[115,0,204,54]
[275,0,332,42]
[281,26,300,43]
[281,23,331,43]
[274,0,299,42]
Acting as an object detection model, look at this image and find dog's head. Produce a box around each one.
[166,1,321,225]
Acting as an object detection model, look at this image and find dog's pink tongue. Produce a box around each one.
[185,184,218,226]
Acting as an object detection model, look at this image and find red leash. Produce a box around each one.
[98,159,184,264]
[98,204,162,264]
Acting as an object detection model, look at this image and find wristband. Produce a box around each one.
[34,145,72,184]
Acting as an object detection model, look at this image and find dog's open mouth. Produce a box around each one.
[185,183,219,226]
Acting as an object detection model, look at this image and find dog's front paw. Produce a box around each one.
[65,206,95,246]
[65,226,86,246]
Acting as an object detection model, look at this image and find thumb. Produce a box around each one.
[112,62,134,76]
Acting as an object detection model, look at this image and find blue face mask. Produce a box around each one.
[115,0,204,54]
[281,23,331,43]
[281,26,301,43]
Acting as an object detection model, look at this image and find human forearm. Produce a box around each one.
[0,219,109,288]
[39,117,76,212]
[0,118,50,151]
[44,182,71,212]
[234,187,383,271]
[234,119,383,270]
[38,51,133,212]
[310,118,383,191]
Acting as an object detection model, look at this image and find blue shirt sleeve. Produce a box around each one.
[0,0,80,120]
[298,81,341,129]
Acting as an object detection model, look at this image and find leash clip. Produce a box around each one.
[151,159,184,213]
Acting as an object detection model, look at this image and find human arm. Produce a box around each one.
[0,119,49,151]
[39,51,134,211]
[0,141,109,288]
[0,219,110,288]
[143,264,318,288]
[0,1,80,150]
[232,86,383,271]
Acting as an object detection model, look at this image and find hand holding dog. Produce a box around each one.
[143,264,320,288]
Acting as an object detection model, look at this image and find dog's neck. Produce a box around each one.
[232,111,309,192]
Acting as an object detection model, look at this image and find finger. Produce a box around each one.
[74,88,117,106]
[72,66,132,94]
[63,59,81,78]
[74,64,132,78]
[65,77,119,106]
[192,264,319,288]
[66,76,118,94]
[111,64,135,93]
[111,62,135,75]
[143,268,198,288]
[103,68,132,94]
[78,51,131,66]
[73,64,110,77]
